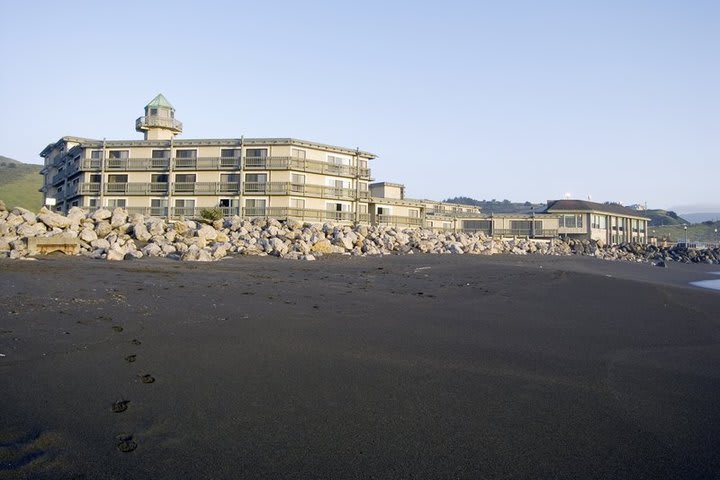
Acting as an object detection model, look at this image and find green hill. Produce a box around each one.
[652,221,720,244]
[0,156,43,211]
[644,209,688,227]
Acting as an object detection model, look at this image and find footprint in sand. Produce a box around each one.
[124,355,136,363]
[139,374,155,384]
[130,339,141,345]
[115,433,137,452]
[111,400,130,413]
[112,326,124,333]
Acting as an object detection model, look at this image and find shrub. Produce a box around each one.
[200,207,223,222]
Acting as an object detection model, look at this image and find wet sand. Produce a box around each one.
[1,254,719,479]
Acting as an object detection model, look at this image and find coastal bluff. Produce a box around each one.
[1,200,718,264]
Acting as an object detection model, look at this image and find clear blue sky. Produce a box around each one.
[1,0,718,211]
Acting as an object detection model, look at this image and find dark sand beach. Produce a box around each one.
[1,254,719,479]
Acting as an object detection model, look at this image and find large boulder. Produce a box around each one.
[95,221,112,238]
[110,208,128,228]
[92,208,112,221]
[311,239,334,254]
[37,207,71,229]
[132,223,152,242]
[16,222,47,237]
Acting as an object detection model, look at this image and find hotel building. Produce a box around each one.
[40,94,654,243]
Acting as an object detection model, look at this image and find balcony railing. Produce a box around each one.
[375,215,423,227]
[106,158,171,170]
[174,157,241,170]
[426,209,482,218]
[78,183,102,194]
[242,207,357,222]
[104,182,170,195]
[172,182,240,194]
[243,156,371,178]
[242,182,367,200]
[494,228,559,238]
[135,116,183,132]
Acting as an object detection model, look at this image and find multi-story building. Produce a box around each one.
[39,95,645,245]
[544,199,650,244]
[40,95,375,223]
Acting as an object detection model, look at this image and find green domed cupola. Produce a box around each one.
[135,94,183,140]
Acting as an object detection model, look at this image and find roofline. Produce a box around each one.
[38,136,377,159]
[546,205,651,221]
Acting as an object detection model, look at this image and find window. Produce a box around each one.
[219,198,239,208]
[151,174,169,183]
[291,173,305,184]
[245,199,266,216]
[332,203,345,212]
[359,204,367,214]
[591,215,607,229]
[108,174,128,183]
[107,199,127,208]
[463,220,492,232]
[358,159,368,170]
[245,173,267,183]
[221,149,239,158]
[150,199,168,216]
[90,150,103,159]
[328,155,348,165]
[175,174,196,183]
[150,108,158,115]
[377,206,390,215]
[90,174,101,183]
[409,209,420,218]
[290,198,305,209]
[108,150,129,159]
[359,182,368,191]
[174,174,195,193]
[221,173,239,183]
[246,148,267,158]
[291,148,306,159]
[152,150,170,159]
[174,199,195,216]
[176,149,197,158]
[88,198,99,208]
[559,214,583,229]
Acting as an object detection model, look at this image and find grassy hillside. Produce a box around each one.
[652,221,720,245]
[0,156,43,211]
[644,209,688,226]
[444,197,545,214]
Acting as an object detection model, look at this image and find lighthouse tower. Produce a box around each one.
[135,94,183,140]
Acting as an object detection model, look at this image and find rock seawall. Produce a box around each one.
[1,202,718,264]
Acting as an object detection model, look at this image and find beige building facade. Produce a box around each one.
[39,95,645,244]
[544,199,650,244]
[40,95,375,224]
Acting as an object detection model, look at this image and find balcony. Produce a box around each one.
[243,156,371,179]
[494,228,559,238]
[375,215,423,227]
[242,182,367,200]
[135,116,183,133]
[78,183,102,194]
[426,209,482,218]
[106,158,170,170]
[172,182,240,194]
[174,157,241,170]
[104,183,170,195]
[242,207,357,223]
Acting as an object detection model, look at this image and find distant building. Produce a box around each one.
[544,199,650,244]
